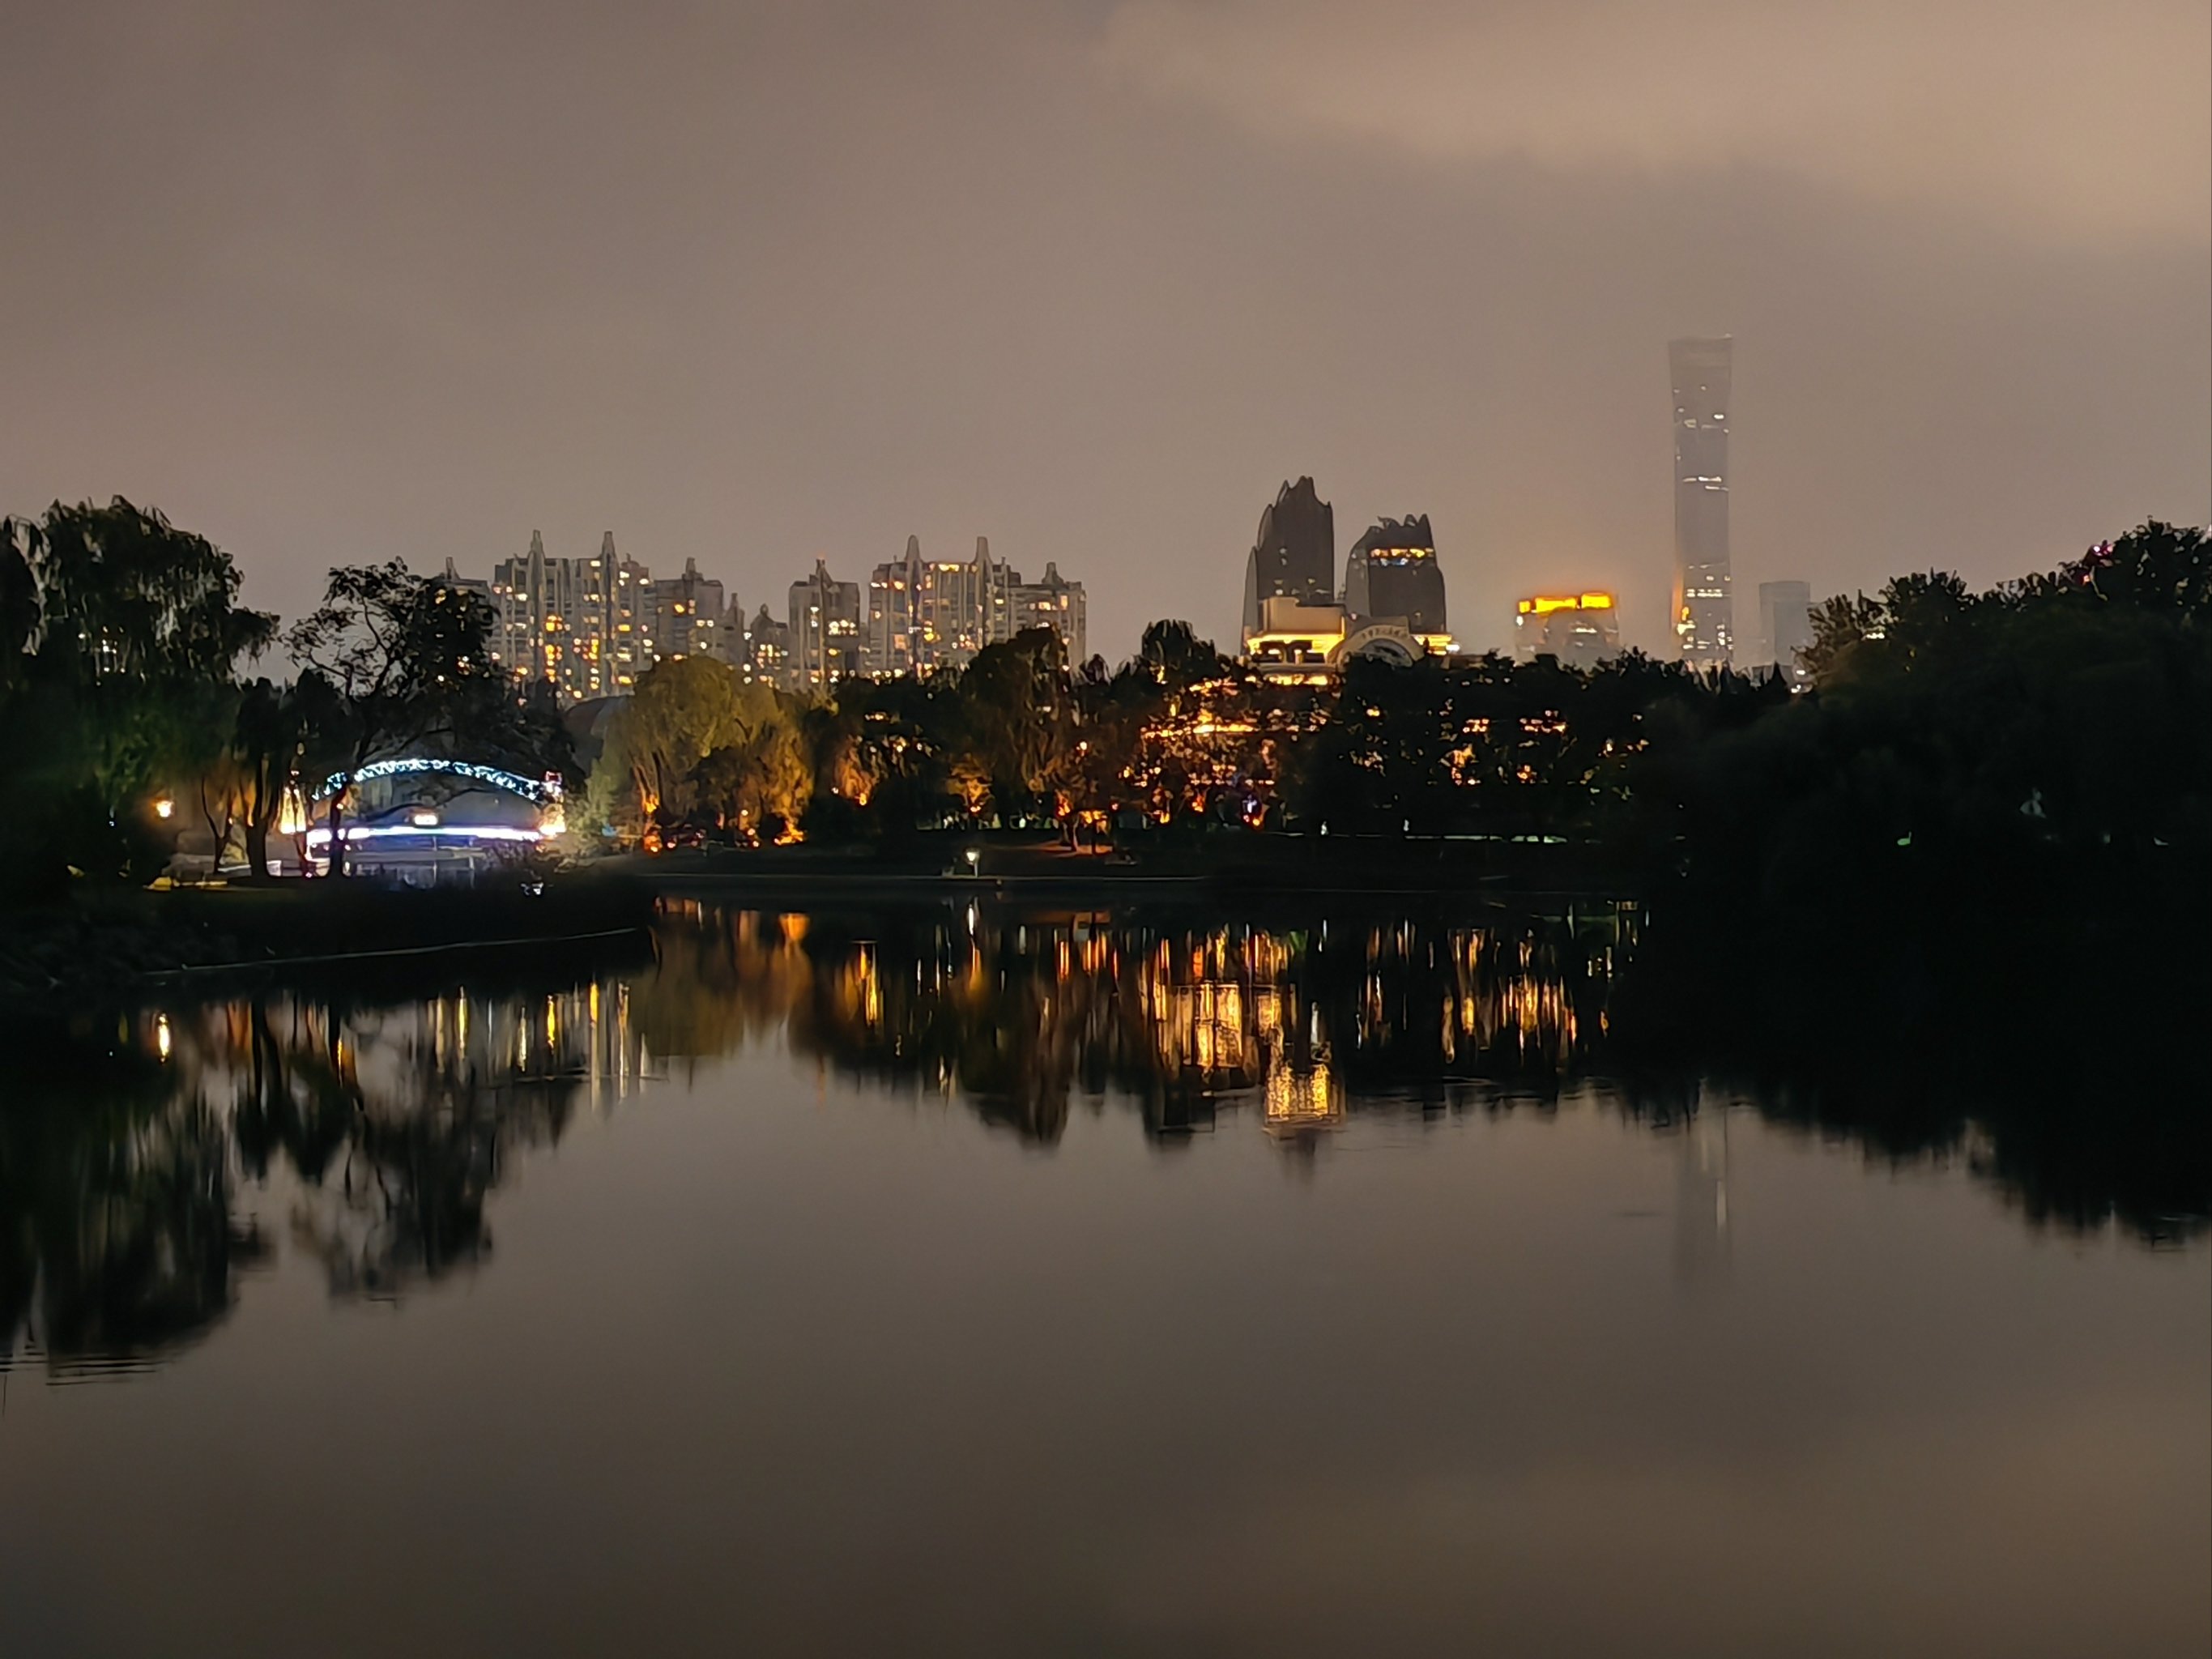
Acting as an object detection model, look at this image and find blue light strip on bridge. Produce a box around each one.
[317,757,558,804]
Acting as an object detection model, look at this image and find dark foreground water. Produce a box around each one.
[2,903,2206,1657]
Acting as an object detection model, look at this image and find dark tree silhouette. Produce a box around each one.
[285,561,565,875]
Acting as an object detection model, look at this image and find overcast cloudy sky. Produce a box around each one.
[2,0,2206,656]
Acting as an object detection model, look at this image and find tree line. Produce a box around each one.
[5,498,2204,903]
[0,500,569,901]
[582,521,2210,887]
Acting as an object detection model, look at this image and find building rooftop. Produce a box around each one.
[1350,514,1435,556]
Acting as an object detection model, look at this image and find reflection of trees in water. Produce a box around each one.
[655,902,2202,1242]
[650,903,1622,1141]
[629,905,809,1064]
[0,979,644,1375]
[1708,1060,2206,1245]
[0,1036,262,1377]
[2,901,2197,1377]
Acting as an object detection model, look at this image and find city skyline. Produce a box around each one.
[307,419,1754,693]
[450,524,1092,698]
[10,307,2183,669]
[3,3,2201,663]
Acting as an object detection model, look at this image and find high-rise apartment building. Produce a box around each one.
[1758,579,1813,682]
[861,535,1086,676]
[735,603,795,689]
[1242,478,1336,635]
[863,535,928,676]
[1344,514,1448,640]
[789,559,865,689]
[475,528,1081,702]
[491,531,579,692]
[1669,336,1734,669]
[1009,561,1086,664]
[488,530,658,701]
[438,557,493,607]
[590,531,655,693]
[646,557,728,664]
[863,535,1005,676]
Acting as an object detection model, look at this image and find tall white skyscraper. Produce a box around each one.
[1670,337,1734,670]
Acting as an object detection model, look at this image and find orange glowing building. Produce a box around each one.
[1512,592,1622,667]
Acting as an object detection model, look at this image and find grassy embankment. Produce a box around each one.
[625,829,1639,904]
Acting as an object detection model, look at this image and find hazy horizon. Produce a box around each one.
[3,0,2206,659]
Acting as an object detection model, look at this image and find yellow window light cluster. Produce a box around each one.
[1517,591,1616,616]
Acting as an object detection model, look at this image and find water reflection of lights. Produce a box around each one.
[155,1014,172,1061]
[305,822,545,847]
[1262,1052,1341,1134]
[640,904,1621,1144]
[391,979,650,1103]
[1255,986,1283,1039]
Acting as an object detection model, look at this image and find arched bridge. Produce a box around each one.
[317,757,562,805]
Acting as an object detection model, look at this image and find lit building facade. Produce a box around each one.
[645,557,727,664]
[1512,592,1622,667]
[594,533,656,693]
[488,530,658,701]
[1242,477,1336,635]
[863,535,933,676]
[474,526,1083,702]
[789,559,865,689]
[1241,596,1430,683]
[863,535,1006,676]
[437,558,493,608]
[490,531,584,693]
[1344,514,1448,642]
[736,603,795,689]
[1008,561,1086,664]
[1242,596,1348,681]
[1669,336,1733,668]
[861,535,1086,677]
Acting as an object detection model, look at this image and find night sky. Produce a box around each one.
[3,0,2206,656]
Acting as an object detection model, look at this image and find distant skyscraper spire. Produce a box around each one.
[1669,336,1734,668]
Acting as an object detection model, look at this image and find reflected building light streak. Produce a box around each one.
[1263,1050,1342,1137]
[1675,1106,1733,1286]
[628,902,1626,1149]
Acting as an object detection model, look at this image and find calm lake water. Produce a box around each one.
[2,902,2206,1657]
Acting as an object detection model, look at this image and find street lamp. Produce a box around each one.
[963,847,980,876]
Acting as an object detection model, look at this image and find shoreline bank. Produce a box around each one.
[0,874,657,1010]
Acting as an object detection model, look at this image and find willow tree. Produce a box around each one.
[0,499,273,892]
[583,655,795,838]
